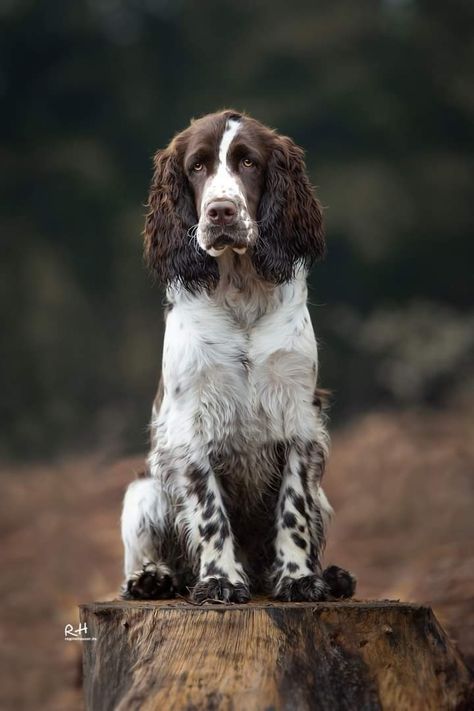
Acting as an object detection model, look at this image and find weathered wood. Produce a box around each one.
[80,598,473,711]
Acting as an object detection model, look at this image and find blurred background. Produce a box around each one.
[1,1,473,709]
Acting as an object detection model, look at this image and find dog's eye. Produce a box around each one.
[192,162,204,172]
[241,158,255,169]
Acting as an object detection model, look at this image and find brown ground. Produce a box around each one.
[1,405,473,710]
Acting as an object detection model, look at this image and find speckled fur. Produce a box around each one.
[120,111,356,603]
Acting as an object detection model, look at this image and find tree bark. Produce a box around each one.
[80,598,473,711]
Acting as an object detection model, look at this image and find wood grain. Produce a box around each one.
[80,598,474,711]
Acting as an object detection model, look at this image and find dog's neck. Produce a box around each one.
[170,252,308,330]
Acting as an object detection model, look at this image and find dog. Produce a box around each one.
[120,110,356,603]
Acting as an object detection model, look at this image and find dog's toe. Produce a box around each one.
[121,562,177,600]
[323,565,357,599]
[191,577,251,604]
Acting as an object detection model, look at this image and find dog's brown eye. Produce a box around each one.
[242,158,255,168]
[192,162,204,172]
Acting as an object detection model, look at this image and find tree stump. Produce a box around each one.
[80,598,473,711]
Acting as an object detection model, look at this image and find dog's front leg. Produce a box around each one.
[270,440,356,601]
[176,459,250,603]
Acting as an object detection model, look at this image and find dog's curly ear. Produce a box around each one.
[254,135,325,283]
[144,146,218,291]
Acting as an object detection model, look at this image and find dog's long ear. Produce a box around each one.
[254,135,325,283]
[144,145,218,291]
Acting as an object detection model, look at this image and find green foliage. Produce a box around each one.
[1,0,473,457]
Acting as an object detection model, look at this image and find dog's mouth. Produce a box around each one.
[207,245,248,257]
[208,234,247,256]
[203,225,250,257]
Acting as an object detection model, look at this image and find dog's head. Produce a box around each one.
[144,110,325,291]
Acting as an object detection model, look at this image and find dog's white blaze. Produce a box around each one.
[197,119,255,253]
[200,119,242,213]
[218,119,240,168]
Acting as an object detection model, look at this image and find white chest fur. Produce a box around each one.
[153,270,321,463]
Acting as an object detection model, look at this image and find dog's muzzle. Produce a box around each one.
[201,198,249,255]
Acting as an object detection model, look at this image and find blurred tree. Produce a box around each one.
[1,0,473,457]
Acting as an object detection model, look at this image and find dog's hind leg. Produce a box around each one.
[120,475,183,599]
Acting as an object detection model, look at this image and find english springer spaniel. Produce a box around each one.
[121,110,356,603]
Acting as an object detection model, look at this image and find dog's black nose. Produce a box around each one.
[206,200,237,227]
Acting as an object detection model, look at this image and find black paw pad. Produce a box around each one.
[192,577,251,604]
[121,563,177,600]
[275,574,329,602]
[323,565,357,599]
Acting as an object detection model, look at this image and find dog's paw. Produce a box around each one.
[121,562,177,600]
[323,565,357,599]
[274,573,329,602]
[191,577,251,604]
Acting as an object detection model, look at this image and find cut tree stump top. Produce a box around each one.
[80,598,474,711]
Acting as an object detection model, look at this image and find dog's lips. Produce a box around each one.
[207,246,227,257]
[206,244,248,257]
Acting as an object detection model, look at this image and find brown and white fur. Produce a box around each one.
[121,110,356,603]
